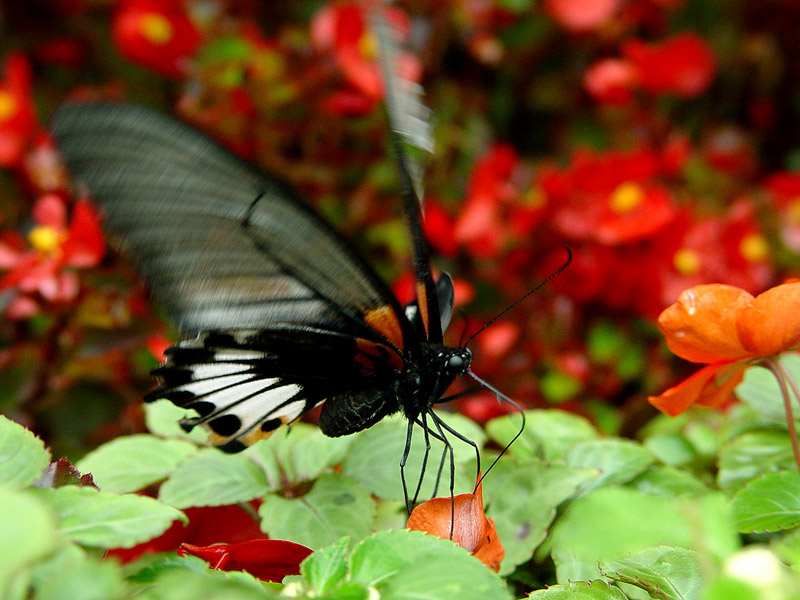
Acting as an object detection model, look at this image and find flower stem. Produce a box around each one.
[764,357,800,472]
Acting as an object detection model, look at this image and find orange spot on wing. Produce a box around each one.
[415,282,429,336]
[364,305,405,350]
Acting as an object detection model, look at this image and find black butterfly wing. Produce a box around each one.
[50,102,416,449]
[373,10,447,345]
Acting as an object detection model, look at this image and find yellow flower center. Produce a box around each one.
[609,182,644,214]
[788,198,800,225]
[0,90,18,121]
[358,32,377,59]
[739,234,769,262]
[28,225,62,253]
[523,187,546,208]
[673,248,700,275]
[140,13,173,45]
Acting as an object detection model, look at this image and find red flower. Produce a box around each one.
[0,194,105,318]
[422,200,459,258]
[765,172,800,252]
[583,58,637,105]
[0,53,37,168]
[178,540,313,582]
[407,478,504,572]
[108,504,270,564]
[112,0,201,79]
[544,0,621,33]
[659,202,772,307]
[455,144,522,258]
[311,2,421,104]
[545,148,678,245]
[623,33,716,98]
[649,282,800,415]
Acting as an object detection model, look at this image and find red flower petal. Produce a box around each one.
[178,539,313,582]
[545,0,620,32]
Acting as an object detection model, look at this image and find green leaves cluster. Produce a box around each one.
[7,352,800,600]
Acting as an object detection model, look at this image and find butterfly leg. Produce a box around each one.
[432,414,482,492]
[400,418,415,514]
[410,411,434,508]
[411,416,447,499]
[428,409,456,539]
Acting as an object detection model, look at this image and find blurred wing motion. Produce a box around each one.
[371,2,433,205]
[50,102,416,451]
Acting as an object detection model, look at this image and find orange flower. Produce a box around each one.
[406,480,504,572]
[649,282,800,416]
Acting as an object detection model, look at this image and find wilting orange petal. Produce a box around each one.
[736,282,800,357]
[658,284,752,364]
[648,361,745,416]
[407,480,504,571]
[472,516,504,573]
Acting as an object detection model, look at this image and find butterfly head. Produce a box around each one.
[443,347,473,377]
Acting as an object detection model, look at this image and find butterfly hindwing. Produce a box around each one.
[148,327,406,451]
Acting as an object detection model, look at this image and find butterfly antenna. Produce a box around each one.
[457,309,471,347]
[467,369,526,489]
[464,247,572,347]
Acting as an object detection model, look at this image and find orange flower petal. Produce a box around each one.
[694,361,745,408]
[737,282,800,357]
[472,516,504,573]
[648,361,745,416]
[658,284,752,363]
[407,480,504,571]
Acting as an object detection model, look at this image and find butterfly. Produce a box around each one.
[50,100,504,507]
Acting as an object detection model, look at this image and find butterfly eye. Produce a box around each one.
[445,350,472,374]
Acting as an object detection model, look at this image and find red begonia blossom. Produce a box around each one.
[112,0,201,79]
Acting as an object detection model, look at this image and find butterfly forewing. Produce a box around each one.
[51,102,418,449]
[51,103,411,342]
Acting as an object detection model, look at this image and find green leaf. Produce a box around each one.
[134,568,276,600]
[0,415,51,487]
[550,487,738,583]
[629,466,708,496]
[528,580,628,599]
[248,423,352,485]
[644,433,697,467]
[77,435,197,494]
[736,354,800,422]
[36,486,185,548]
[350,530,512,600]
[565,439,654,493]
[144,400,207,444]
[599,546,702,600]
[718,431,796,491]
[159,449,270,508]
[341,414,483,502]
[702,575,759,600]
[259,474,375,550]
[482,458,598,574]
[485,409,597,460]
[0,487,58,591]
[732,471,800,532]
[301,537,349,595]
[34,557,125,600]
